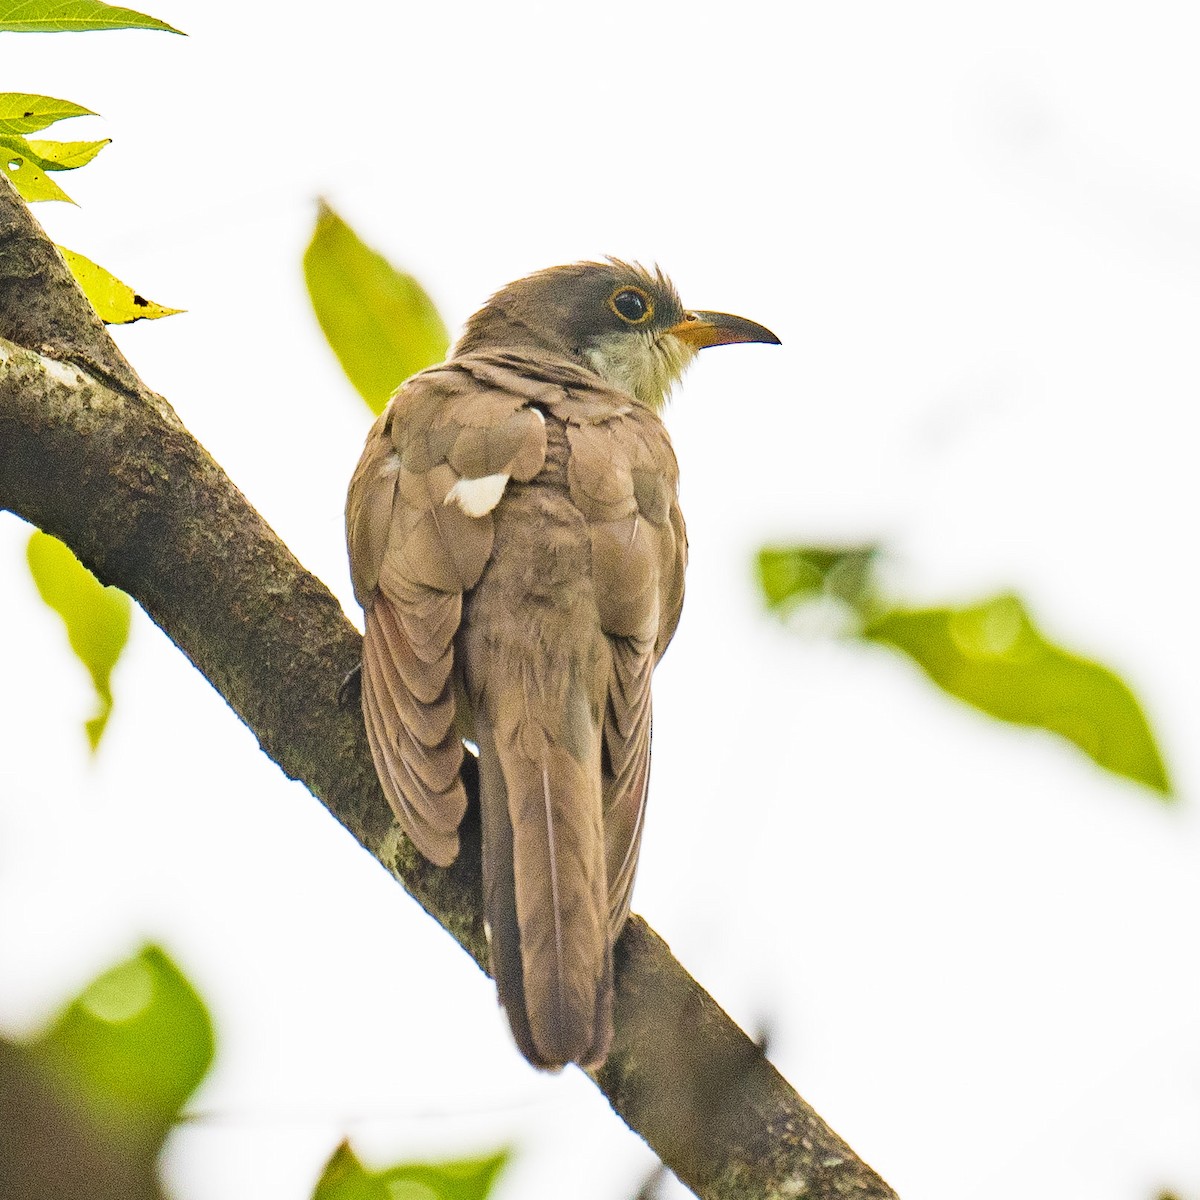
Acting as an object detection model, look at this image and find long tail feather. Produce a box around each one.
[477,676,612,1068]
[476,724,539,1064]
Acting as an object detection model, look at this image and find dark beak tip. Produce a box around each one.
[739,317,782,347]
[730,321,782,348]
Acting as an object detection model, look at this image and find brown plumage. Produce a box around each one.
[346,261,778,1069]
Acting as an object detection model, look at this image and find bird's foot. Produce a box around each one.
[338,662,362,708]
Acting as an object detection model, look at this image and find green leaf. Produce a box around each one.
[1,139,75,202]
[0,0,183,33]
[60,247,183,323]
[0,132,108,173]
[313,1142,509,1200]
[33,945,214,1145]
[757,544,880,613]
[0,120,106,209]
[27,530,131,749]
[304,200,449,414]
[0,92,93,134]
[863,592,1171,795]
[27,136,109,169]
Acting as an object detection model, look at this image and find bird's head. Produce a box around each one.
[454,259,780,410]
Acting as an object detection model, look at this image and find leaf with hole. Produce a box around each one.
[1,142,75,203]
[27,530,131,748]
[304,201,449,414]
[60,247,183,323]
[0,132,108,173]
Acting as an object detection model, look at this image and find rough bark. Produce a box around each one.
[0,176,897,1200]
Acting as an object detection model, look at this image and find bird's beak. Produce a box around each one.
[666,310,782,349]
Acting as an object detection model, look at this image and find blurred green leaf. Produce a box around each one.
[27,529,132,748]
[60,246,184,323]
[313,1141,509,1200]
[864,593,1171,795]
[34,945,214,1144]
[0,0,183,33]
[759,543,1171,796]
[305,200,449,414]
[1,138,76,202]
[0,92,94,134]
[26,136,110,169]
[757,544,879,613]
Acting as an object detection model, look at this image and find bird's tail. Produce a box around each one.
[475,677,612,1069]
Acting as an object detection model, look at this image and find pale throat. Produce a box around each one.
[583,331,698,411]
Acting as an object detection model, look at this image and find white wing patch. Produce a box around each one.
[444,472,510,518]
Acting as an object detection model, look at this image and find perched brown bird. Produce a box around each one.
[346,261,779,1069]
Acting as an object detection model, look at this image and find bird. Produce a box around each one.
[346,260,779,1069]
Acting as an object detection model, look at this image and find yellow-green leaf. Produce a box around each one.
[1,143,74,202]
[0,0,182,33]
[0,92,93,134]
[59,247,183,323]
[27,530,131,749]
[0,132,107,172]
[0,132,48,169]
[34,946,214,1145]
[304,200,449,414]
[863,593,1171,795]
[26,136,109,169]
[313,1141,509,1200]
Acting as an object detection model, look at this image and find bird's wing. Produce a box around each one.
[561,405,687,934]
[346,359,548,866]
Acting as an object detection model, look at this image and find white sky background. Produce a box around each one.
[2,2,1199,1197]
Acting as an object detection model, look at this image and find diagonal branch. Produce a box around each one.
[0,177,897,1200]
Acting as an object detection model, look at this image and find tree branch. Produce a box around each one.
[0,177,897,1200]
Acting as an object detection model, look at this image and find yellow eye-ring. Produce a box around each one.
[608,286,654,325]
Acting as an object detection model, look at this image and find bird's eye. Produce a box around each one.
[609,287,653,324]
